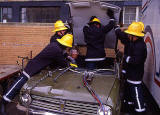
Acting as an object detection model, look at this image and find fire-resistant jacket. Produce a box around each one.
[24,41,68,76]
[83,19,115,61]
[115,28,147,81]
[50,34,61,43]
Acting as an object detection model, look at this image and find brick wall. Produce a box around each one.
[0,22,124,66]
[0,23,54,65]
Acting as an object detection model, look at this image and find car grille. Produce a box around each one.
[30,95,99,115]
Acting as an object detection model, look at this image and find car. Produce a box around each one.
[17,1,122,115]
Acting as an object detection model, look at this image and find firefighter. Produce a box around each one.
[119,22,145,88]
[0,33,73,115]
[121,22,145,77]
[83,9,115,70]
[50,20,68,43]
[115,22,147,114]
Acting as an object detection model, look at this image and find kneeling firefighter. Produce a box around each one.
[0,33,74,115]
[114,22,147,114]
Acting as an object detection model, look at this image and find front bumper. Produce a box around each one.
[17,104,59,115]
[30,109,58,115]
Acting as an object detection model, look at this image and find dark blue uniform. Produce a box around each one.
[83,19,115,69]
[83,19,115,59]
[115,27,147,113]
[3,41,68,102]
[50,34,61,43]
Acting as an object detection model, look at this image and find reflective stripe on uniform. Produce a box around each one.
[85,58,106,61]
[23,71,30,79]
[135,87,146,112]
[115,25,120,31]
[135,87,141,110]
[5,77,23,97]
[128,101,134,105]
[122,69,126,74]
[127,79,142,84]
[110,19,115,21]
[126,56,131,63]
[135,108,146,112]
[3,95,11,102]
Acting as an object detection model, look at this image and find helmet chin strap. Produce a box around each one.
[60,30,67,37]
[131,36,134,41]
[58,31,63,37]
[56,31,64,37]
[129,35,135,42]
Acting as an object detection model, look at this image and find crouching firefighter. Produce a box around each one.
[114,22,147,114]
[0,33,74,115]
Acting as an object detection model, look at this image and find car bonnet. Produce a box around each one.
[23,69,117,104]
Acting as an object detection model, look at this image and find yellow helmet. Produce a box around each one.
[57,34,73,47]
[90,18,101,24]
[52,20,68,32]
[138,22,144,32]
[124,22,144,37]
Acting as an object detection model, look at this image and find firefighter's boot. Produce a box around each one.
[3,72,29,102]
[0,99,8,115]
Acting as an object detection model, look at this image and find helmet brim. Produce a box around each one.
[57,39,72,47]
[124,30,144,37]
[89,21,101,25]
[52,27,68,33]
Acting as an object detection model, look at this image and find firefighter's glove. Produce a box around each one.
[106,9,115,19]
[67,56,78,68]
[67,56,76,64]
[70,63,78,68]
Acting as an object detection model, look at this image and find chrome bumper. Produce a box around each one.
[16,104,59,115]
[29,109,59,115]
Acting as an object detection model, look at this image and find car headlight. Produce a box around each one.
[20,93,32,107]
[97,105,112,115]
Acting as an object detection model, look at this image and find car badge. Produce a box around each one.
[59,100,65,112]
